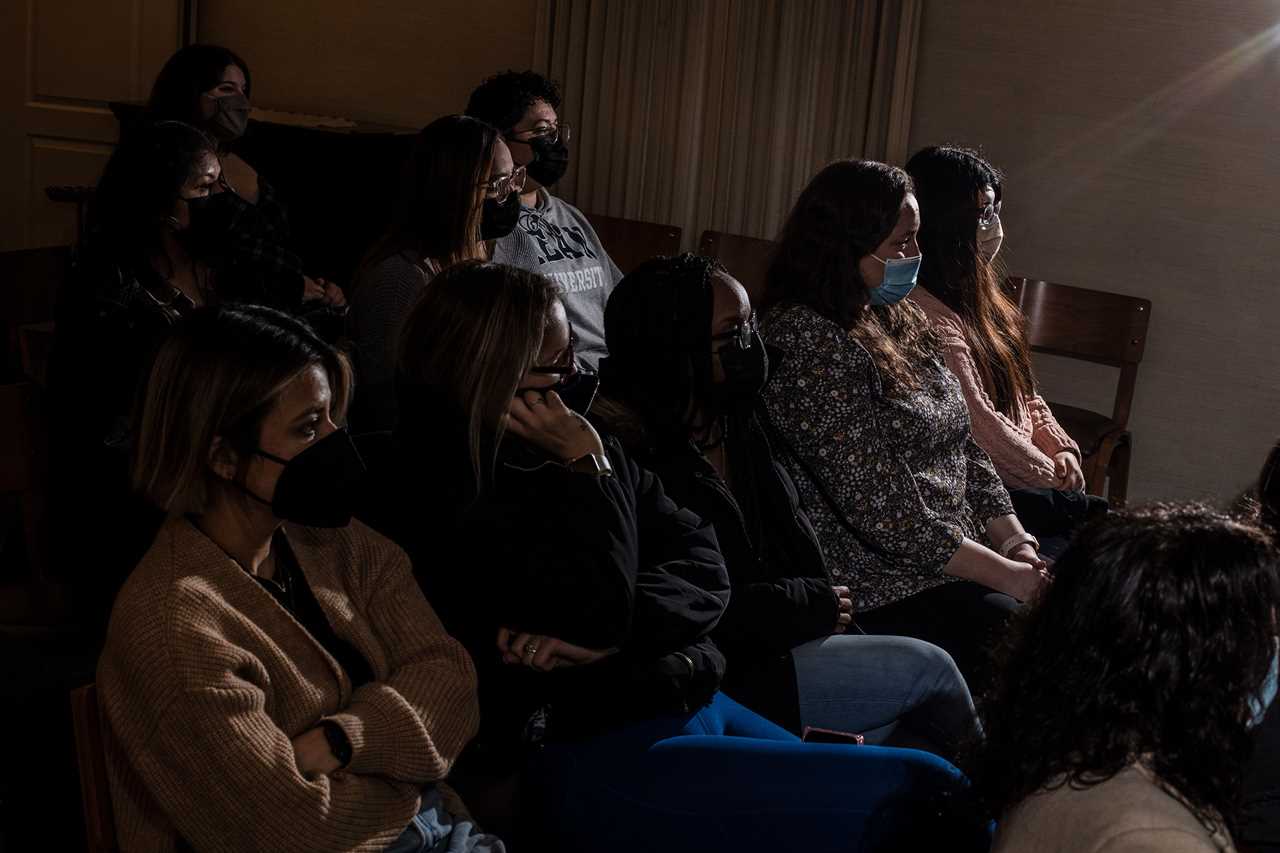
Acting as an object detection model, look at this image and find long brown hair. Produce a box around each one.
[396,261,559,490]
[360,115,499,278]
[906,145,1034,416]
[762,159,937,394]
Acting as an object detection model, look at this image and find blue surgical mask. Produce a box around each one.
[1249,637,1280,729]
[867,252,922,306]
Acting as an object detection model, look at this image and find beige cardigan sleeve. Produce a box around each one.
[322,531,479,782]
[104,620,423,852]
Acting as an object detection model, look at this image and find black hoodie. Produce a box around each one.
[357,390,730,769]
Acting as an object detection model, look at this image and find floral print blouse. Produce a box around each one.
[760,302,1015,611]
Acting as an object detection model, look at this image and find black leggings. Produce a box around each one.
[855,580,1020,696]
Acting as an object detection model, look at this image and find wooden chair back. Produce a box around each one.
[70,684,118,853]
[697,230,777,304]
[1008,276,1151,429]
[585,213,682,276]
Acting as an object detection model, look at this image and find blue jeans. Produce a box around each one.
[528,692,990,853]
[384,785,506,853]
[791,634,980,758]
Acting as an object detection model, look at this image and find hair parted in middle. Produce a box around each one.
[764,159,937,394]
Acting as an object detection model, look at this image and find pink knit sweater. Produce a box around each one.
[912,288,1080,490]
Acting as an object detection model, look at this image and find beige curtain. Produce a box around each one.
[532,0,922,246]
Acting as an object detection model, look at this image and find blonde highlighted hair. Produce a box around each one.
[396,261,560,492]
[132,304,352,514]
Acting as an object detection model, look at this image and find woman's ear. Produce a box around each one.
[208,436,239,481]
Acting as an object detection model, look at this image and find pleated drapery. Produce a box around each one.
[532,0,923,246]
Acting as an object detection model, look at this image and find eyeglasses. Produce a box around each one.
[710,312,759,352]
[978,200,1002,231]
[529,333,578,376]
[507,121,572,147]
[479,164,527,205]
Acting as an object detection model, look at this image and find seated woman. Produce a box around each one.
[361,260,989,853]
[760,159,1049,685]
[349,114,522,431]
[97,303,501,853]
[46,120,222,627]
[975,504,1278,852]
[147,43,346,315]
[905,145,1101,548]
[593,252,978,757]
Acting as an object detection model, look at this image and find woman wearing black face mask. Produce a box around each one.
[359,261,989,853]
[148,44,347,315]
[594,254,980,758]
[350,114,522,432]
[46,120,223,632]
[97,304,502,853]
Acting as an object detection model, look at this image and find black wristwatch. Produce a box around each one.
[320,720,353,768]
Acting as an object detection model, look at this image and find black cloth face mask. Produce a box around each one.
[206,92,251,142]
[480,195,521,240]
[177,191,242,259]
[234,428,366,527]
[710,329,769,409]
[525,135,570,187]
[515,368,600,416]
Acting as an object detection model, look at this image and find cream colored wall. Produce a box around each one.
[198,0,539,128]
[908,0,1280,503]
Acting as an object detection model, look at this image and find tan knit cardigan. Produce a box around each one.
[97,517,480,853]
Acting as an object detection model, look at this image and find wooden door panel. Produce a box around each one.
[0,0,179,250]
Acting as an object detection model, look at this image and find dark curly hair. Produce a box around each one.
[596,253,723,448]
[763,159,936,394]
[971,503,1280,838]
[465,70,563,133]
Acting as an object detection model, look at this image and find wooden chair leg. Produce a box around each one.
[1082,449,1109,497]
[1106,438,1132,509]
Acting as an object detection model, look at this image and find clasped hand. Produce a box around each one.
[497,626,616,672]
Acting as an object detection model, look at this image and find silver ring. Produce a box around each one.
[524,641,539,656]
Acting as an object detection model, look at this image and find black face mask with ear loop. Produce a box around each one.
[480,194,521,240]
[232,428,367,528]
[711,330,770,410]
[515,367,600,416]
[525,135,570,187]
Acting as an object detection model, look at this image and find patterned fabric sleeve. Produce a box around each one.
[962,433,1016,530]
[762,306,966,570]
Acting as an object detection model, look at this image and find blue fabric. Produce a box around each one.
[529,692,991,853]
[791,633,980,757]
[384,786,506,853]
